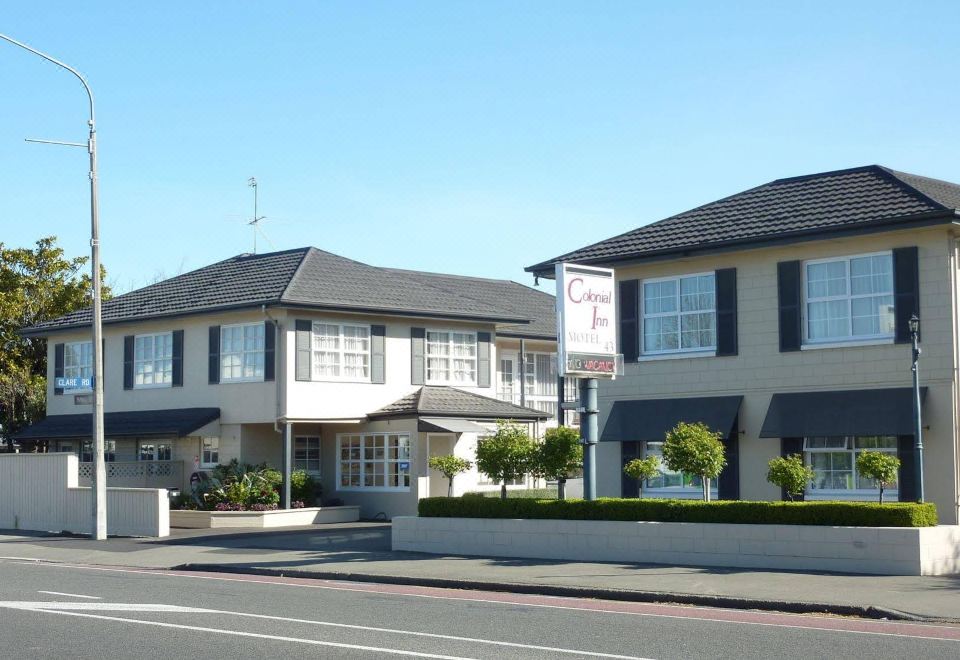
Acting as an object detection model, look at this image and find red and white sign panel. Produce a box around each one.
[555,263,622,377]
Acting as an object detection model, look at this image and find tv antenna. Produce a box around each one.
[247,177,271,253]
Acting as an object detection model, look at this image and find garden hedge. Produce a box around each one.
[418,497,938,527]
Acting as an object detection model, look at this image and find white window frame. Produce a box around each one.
[220,322,265,383]
[425,329,478,386]
[641,440,718,499]
[63,340,93,391]
[640,272,717,356]
[801,251,895,347]
[311,321,372,382]
[139,440,172,462]
[133,332,174,389]
[200,437,220,468]
[804,435,899,501]
[336,433,411,492]
[294,435,322,474]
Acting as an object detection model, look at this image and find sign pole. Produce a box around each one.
[580,378,598,500]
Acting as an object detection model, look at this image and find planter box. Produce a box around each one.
[392,516,960,576]
[171,506,359,529]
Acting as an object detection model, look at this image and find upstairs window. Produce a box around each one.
[804,253,894,343]
[134,332,173,388]
[64,341,93,383]
[220,323,264,382]
[642,273,716,354]
[312,322,371,381]
[426,330,477,385]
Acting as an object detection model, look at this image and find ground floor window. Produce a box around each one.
[643,441,718,497]
[80,440,116,463]
[337,433,411,490]
[295,436,321,474]
[201,438,220,468]
[139,441,172,461]
[804,435,898,498]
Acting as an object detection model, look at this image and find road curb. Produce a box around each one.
[172,563,937,623]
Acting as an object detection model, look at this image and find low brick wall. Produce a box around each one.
[392,516,960,576]
[171,506,360,529]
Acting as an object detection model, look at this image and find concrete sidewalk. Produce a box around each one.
[1,524,958,622]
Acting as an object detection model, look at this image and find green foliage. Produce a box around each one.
[428,454,473,497]
[766,454,814,501]
[535,426,582,484]
[662,422,726,501]
[0,237,111,443]
[623,456,660,499]
[856,451,902,504]
[475,421,536,499]
[464,488,558,499]
[291,469,320,505]
[418,497,938,527]
[202,463,282,510]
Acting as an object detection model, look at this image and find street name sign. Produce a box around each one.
[55,376,94,390]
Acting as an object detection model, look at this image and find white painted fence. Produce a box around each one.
[0,453,169,537]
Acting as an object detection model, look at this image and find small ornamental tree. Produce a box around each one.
[856,450,901,504]
[766,454,813,501]
[428,455,473,497]
[661,421,726,502]
[536,426,583,500]
[475,421,536,500]
[623,456,660,500]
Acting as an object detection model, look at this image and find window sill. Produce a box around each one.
[635,350,716,362]
[426,381,478,387]
[805,491,898,501]
[307,377,372,384]
[133,383,173,390]
[220,377,265,384]
[801,337,894,351]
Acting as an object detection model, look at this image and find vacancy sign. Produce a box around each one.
[556,263,622,377]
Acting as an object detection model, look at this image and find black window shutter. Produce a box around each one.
[294,320,312,381]
[371,325,386,384]
[620,441,642,498]
[618,280,639,362]
[477,331,492,387]
[897,435,917,502]
[264,321,276,382]
[171,330,184,387]
[411,327,426,385]
[777,261,802,352]
[780,437,805,501]
[715,268,738,356]
[53,343,65,396]
[893,247,920,344]
[123,335,135,390]
[208,326,220,384]
[718,420,740,500]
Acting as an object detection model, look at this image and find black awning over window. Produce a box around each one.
[759,388,926,438]
[14,407,220,441]
[601,396,742,442]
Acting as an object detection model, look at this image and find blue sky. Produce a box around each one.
[2,2,959,294]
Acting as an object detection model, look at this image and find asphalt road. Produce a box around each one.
[0,559,958,659]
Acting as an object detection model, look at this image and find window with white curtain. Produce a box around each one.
[220,323,264,382]
[804,253,894,343]
[426,330,476,385]
[312,322,370,380]
[134,332,173,388]
[642,273,716,354]
[64,341,93,383]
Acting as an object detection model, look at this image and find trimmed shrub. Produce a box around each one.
[856,451,901,504]
[417,497,938,527]
[623,456,660,499]
[428,455,473,497]
[475,421,536,499]
[662,422,726,502]
[767,454,814,501]
[290,470,320,505]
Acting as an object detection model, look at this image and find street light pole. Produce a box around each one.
[0,33,107,539]
[909,314,925,503]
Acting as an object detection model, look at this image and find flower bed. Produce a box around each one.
[419,497,938,527]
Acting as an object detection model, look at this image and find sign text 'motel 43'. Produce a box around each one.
[555,263,622,377]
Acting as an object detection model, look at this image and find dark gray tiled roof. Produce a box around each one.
[14,407,220,440]
[527,165,960,275]
[369,386,549,420]
[24,247,541,334]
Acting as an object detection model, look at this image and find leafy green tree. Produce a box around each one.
[623,456,660,500]
[475,421,536,500]
[0,237,110,447]
[662,421,727,502]
[856,451,901,504]
[535,426,582,500]
[766,454,814,501]
[428,454,473,497]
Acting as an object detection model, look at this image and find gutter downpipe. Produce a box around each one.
[950,235,960,523]
[263,305,291,509]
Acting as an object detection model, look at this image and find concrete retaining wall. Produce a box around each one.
[170,506,360,529]
[0,454,169,537]
[392,516,960,576]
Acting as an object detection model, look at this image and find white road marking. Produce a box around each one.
[37,591,101,599]
[0,602,214,612]
[32,608,477,660]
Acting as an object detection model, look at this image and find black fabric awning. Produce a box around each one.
[600,396,742,442]
[14,408,220,441]
[759,388,926,438]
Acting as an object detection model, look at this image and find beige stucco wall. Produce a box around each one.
[599,226,960,524]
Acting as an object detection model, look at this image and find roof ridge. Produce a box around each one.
[875,166,955,211]
[768,164,881,186]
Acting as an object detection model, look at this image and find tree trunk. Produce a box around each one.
[447,478,453,498]
[557,478,566,501]
[879,486,884,505]
[500,483,507,500]
[703,477,710,502]
[638,485,643,500]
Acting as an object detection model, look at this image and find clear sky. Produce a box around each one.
[2,2,959,294]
